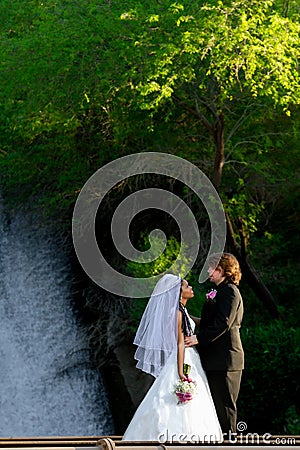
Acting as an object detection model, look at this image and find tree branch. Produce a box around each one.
[172,94,213,133]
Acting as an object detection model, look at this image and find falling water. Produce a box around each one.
[0,197,114,437]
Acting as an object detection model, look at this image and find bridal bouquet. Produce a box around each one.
[173,364,196,405]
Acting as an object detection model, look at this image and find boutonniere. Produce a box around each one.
[206,289,217,301]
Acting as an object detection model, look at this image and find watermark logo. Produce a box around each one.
[72,152,226,297]
[237,420,247,432]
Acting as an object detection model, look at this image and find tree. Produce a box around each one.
[0,0,126,207]
[114,0,300,316]
[1,0,299,314]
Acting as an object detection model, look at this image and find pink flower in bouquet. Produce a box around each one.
[184,375,193,382]
[174,377,196,405]
[206,289,217,301]
[176,392,193,403]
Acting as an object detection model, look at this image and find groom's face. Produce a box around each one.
[208,265,225,285]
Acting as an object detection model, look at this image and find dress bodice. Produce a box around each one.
[183,307,196,333]
[188,314,196,333]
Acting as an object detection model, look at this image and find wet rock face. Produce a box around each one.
[101,343,154,435]
[114,344,154,409]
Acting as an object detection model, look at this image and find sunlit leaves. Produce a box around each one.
[120,0,300,114]
[120,9,138,20]
[1,0,299,217]
[127,235,191,279]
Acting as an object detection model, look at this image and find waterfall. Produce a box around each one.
[0,197,114,437]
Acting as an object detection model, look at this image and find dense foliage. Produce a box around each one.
[1,0,299,434]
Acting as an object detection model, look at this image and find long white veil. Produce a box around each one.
[133,274,181,378]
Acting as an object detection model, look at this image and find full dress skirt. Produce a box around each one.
[122,345,223,443]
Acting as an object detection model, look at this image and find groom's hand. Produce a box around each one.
[184,335,198,347]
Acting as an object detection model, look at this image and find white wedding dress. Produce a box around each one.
[122,315,223,444]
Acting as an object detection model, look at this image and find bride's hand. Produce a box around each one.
[184,335,198,347]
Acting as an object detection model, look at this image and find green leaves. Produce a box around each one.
[119,0,300,113]
[240,321,300,433]
[1,0,299,220]
[127,235,191,279]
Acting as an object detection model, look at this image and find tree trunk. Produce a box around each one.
[226,212,281,318]
[203,108,280,318]
[173,94,281,318]
[240,259,281,318]
[211,112,225,190]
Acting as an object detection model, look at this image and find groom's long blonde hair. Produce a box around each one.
[209,253,242,285]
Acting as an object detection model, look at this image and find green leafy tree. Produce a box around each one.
[0,0,128,208]
[1,0,299,433]
[114,0,300,316]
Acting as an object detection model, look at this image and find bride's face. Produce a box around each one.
[181,279,194,301]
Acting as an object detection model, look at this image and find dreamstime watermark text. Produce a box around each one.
[158,430,222,444]
[156,422,297,445]
[226,421,297,445]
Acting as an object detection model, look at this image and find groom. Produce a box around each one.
[185,253,244,436]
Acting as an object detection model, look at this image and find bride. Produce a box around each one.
[122,274,223,444]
